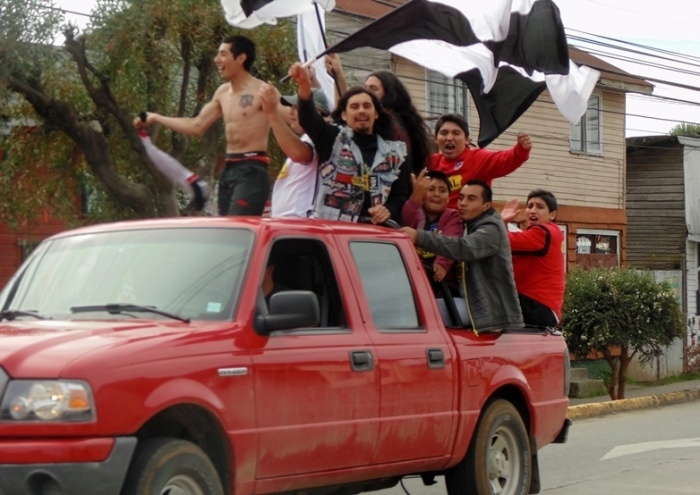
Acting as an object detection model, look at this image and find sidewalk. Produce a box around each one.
[567,378,700,420]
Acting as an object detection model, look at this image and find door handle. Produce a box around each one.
[426,348,445,369]
[350,350,374,371]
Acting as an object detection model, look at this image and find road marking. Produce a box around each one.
[601,437,700,460]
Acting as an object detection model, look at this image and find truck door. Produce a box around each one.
[348,240,457,465]
[249,238,380,480]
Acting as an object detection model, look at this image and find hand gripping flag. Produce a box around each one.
[137,129,211,212]
[322,0,600,147]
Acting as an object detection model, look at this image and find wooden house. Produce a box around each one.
[626,135,700,319]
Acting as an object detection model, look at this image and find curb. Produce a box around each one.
[567,387,700,420]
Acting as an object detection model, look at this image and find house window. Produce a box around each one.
[570,94,601,154]
[576,229,619,268]
[427,70,469,118]
[17,239,41,262]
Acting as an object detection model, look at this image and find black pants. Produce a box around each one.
[218,159,270,216]
[518,293,558,327]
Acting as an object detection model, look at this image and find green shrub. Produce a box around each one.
[562,267,685,399]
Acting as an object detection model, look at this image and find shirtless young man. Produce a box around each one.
[135,35,272,216]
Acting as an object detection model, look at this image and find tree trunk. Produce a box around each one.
[6,40,181,218]
[618,346,631,399]
[6,76,159,214]
[603,353,619,400]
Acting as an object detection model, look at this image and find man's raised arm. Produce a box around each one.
[135,89,224,137]
[259,82,313,164]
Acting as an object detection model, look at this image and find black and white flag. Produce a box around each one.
[221,0,335,29]
[221,0,337,109]
[325,0,599,147]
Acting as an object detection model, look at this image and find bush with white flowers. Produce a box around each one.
[562,267,684,400]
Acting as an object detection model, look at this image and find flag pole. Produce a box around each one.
[313,1,343,97]
[313,2,330,50]
[280,2,340,89]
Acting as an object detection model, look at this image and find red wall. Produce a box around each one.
[0,210,68,289]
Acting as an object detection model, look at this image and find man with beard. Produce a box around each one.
[287,62,411,224]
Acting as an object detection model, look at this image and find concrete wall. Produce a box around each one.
[627,269,685,380]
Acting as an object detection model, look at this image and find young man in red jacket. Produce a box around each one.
[429,113,532,209]
[501,189,565,327]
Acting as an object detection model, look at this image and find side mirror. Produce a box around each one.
[256,290,320,333]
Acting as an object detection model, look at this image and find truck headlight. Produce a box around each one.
[0,380,95,422]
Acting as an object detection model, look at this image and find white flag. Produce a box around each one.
[138,131,211,212]
[297,8,335,111]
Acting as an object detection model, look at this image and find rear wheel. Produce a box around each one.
[121,438,224,495]
[446,400,531,495]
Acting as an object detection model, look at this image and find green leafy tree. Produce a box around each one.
[0,0,296,227]
[562,267,684,400]
[669,122,700,136]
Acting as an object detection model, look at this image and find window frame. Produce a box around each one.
[17,239,41,263]
[426,69,470,119]
[263,237,347,333]
[575,228,620,266]
[570,93,602,155]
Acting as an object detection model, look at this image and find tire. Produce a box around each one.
[121,438,224,495]
[446,400,531,495]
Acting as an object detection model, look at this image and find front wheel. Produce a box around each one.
[446,400,531,495]
[121,438,224,495]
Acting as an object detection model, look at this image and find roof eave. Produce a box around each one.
[597,78,654,95]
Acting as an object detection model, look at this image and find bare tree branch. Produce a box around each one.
[63,29,144,157]
[6,74,158,215]
[62,29,179,211]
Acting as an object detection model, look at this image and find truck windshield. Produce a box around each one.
[0,227,252,322]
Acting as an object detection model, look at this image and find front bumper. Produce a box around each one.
[0,437,136,495]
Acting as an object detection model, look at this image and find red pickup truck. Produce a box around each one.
[0,217,570,495]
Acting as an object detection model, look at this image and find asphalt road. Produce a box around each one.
[374,401,700,495]
[539,400,700,494]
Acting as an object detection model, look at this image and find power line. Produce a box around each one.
[567,28,700,65]
[43,5,92,18]
[582,0,700,32]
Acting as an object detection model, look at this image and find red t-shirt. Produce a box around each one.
[429,144,530,209]
[508,223,565,318]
